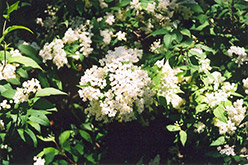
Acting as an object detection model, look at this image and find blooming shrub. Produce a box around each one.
[0,0,248,164]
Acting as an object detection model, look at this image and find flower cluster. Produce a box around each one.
[39,20,93,68]
[33,156,45,165]
[243,77,248,94]
[217,145,236,156]
[227,46,248,67]
[13,78,41,104]
[0,100,11,110]
[154,59,185,109]
[203,71,236,108]
[78,47,155,122]
[0,63,17,80]
[215,99,246,135]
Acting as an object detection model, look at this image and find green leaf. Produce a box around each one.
[35,88,67,97]
[17,129,25,142]
[59,130,71,146]
[37,134,55,142]
[213,105,227,123]
[166,125,181,132]
[195,104,209,114]
[180,29,191,37]
[3,25,33,37]
[16,68,29,78]
[18,44,42,64]
[1,88,16,99]
[8,55,42,70]
[210,136,226,146]
[230,91,243,97]
[74,143,84,155]
[43,147,60,164]
[187,4,203,13]
[79,130,92,143]
[27,121,41,133]
[25,129,37,147]
[146,28,167,38]
[179,130,187,146]
[192,21,209,31]
[29,115,50,126]
[7,1,20,18]
[163,34,172,49]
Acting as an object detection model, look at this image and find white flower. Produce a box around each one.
[104,12,115,25]
[150,39,162,54]
[0,63,17,80]
[130,0,142,11]
[0,100,11,109]
[100,29,113,44]
[78,47,154,122]
[243,77,248,94]
[227,46,248,67]
[199,58,212,73]
[217,145,236,156]
[115,31,127,41]
[13,79,41,104]
[63,28,78,44]
[155,59,184,109]
[10,49,22,57]
[99,0,108,8]
[33,157,45,165]
[146,2,156,13]
[194,122,206,133]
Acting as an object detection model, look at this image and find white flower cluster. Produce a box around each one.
[10,49,22,57]
[104,12,115,26]
[227,46,248,67]
[13,78,41,104]
[99,0,108,8]
[199,58,212,73]
[130,0,142,11]
[243,77,248,94]
[204,71,236,108]
[36,5,58,32]
[217,145,236,156]
[155,59,185,109]
[33,156,45,165]
[63,20,93,57]
[78,47,155,122]
[215,99,246,135]
[0,100,11,110]
[0,63,17,80]
[100,29,113,45]
[39,20,93,68]
[39,39,68,69]
[150,39,162,54]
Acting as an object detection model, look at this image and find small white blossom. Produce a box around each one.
[33,156,45,165]
[146,2,156,13]
[150,39,162,54]
[100,29,113,44]
[217,145,236,156]
[13,79,41,104]
[227,46,248,67]
[115,31,127,41]
[130,0,142,11]
[0,63,17,80]
[104,12,115,25]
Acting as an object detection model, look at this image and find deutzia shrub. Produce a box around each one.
[78,46,155,122]
[153,59,185,109]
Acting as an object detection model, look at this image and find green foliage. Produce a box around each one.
[0,0,248,164]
